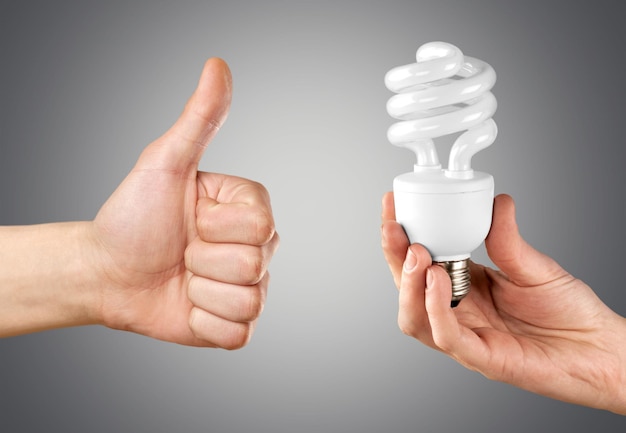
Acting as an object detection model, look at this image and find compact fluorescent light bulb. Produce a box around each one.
[385,41,497,307]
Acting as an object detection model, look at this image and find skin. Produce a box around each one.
[0,58,279,350]
[381,192,626,415]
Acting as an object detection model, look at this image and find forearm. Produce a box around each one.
[0,222,102,337]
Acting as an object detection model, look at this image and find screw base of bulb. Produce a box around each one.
[434,259,470,308]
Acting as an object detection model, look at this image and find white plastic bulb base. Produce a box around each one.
[394,169,494,306]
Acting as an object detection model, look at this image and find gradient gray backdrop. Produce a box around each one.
[1,1,624,432]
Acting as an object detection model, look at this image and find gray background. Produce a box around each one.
[1,0,624,431]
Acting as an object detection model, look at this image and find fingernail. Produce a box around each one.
[426,268,434,287]
[404,248,418,271]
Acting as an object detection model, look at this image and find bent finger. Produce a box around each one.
[185,235,278,285]
[188,273,269,323]
[381,192,410,287]
[196,197,276,245]
[397,245,433,342]
[381,191,396,222]
[188,307,257,350]
[424,265,491,368]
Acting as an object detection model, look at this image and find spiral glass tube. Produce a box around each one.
[386,42,498,306]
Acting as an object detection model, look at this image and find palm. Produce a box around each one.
[92,163,200,344]
[451,263,622,408]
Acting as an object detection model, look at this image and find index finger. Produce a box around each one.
[381,191,411,288]
[381,191,396,222]
[196,173,276,245]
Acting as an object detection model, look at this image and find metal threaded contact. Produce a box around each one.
[434,259,470,308]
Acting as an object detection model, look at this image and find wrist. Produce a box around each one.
[69,221,109,327]
[613,315,626,415]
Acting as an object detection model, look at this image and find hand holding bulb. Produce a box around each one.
[381,193,626,414]
[381,42,626,414]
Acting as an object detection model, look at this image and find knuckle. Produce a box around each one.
[238,286,265,321]
[244,181,275,245]
[222,323,253,350]
[397,320,414,338]
[431,334,453,353]
[250,208,275,245]
[187,308,253,350]
[240,249,266,284]
[250,180,270,199]
[397,316,418,339]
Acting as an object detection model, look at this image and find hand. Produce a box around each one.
[91,58,279,349]
[381,192,626,414]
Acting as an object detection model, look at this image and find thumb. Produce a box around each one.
[138,58,232,174]
[485,194,566,286]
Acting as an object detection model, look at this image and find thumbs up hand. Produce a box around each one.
[92,58,279,348]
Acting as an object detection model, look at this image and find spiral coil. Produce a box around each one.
[385,42,497,177]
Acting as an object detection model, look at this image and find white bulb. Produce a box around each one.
[385,42,497,306]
